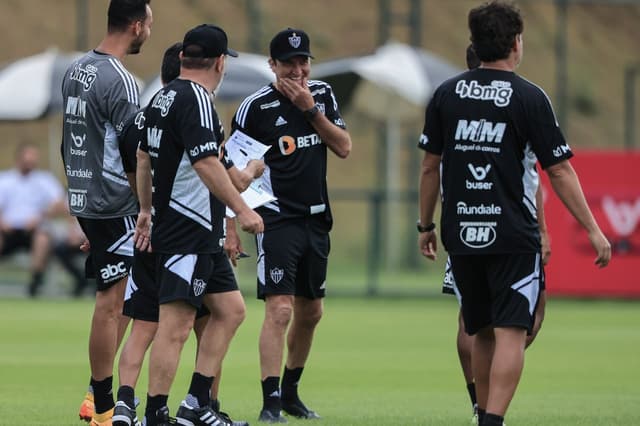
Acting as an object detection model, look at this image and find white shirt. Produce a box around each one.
[0,169,64,229]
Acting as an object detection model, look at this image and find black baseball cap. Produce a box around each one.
[182,24,238,58]
[269,28,314,61]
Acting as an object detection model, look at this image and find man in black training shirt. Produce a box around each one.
[230,28,351,423]
[418,3,610,426]
[134,24,263,426]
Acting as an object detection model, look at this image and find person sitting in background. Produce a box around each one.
[0,142,66,297]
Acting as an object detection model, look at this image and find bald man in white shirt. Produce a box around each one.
[0,143,66,296]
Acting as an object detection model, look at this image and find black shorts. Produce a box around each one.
[123,250,158,322]
[256,218,330,300]
[0,229,34,255]
[441,257,462,304]
[450,253,543,335]
[155,251,239,312]
[76,216,136,291]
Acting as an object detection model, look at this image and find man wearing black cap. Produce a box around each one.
[230,28,351,423]
[134,24,263,426]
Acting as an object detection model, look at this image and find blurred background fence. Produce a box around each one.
[0,0,638,298]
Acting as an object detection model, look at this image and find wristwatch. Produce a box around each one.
[303,104,320,121]
[416,221,436,233]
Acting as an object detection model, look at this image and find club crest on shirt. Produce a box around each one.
[192,278,206,296]
[288,33,301,48]
[270,267,284,284]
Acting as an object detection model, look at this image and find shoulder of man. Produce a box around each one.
[233,84,277,126]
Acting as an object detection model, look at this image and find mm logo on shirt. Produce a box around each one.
[100,261,127,282]
[455,120,506,143]
[66,96,86,118]
[460,221,497,248]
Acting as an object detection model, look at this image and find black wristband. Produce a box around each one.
[303,104,319,121]
[417,221,436,233]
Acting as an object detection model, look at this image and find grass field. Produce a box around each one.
[1,297,639,425]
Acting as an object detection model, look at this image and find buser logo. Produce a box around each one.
[100,262,127,281]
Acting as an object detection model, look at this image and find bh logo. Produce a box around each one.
[192,278,206,297]
[270,267,284,284]
[460,222,497,249]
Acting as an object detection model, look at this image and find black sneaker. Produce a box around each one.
[218,410,249,426]
[113,401,139,426]
[257,409,287,424]
[175,401,231,426]
[142,406,174,426]
[209,399,248,426]
[281,399,320,420]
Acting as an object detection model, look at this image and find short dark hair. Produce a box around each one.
[161,42,182,84]
[181,55,216,71]
[468,1,523,62]
[107,0,150,33]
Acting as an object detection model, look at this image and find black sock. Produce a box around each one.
[117,385,136,409]
[466,382,477,407]
[281,367,304,402]
[261,376,281,412]
[187,372,213,408]
[478,408,486,425]
[210,398,220,412]
[483,412,504,426]
[91,376,114,414]
[145,394,168,421]
[28,271,43,296]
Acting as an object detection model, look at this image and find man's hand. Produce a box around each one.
[589,228,611,268]
[236,208,263,235]
[418,231,438,261]
[540,230,551,266]
[134,211,152,252]
[224,220,243,267]
[277,77,314,111]
[245,159,265,179]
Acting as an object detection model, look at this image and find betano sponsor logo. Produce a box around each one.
[459,221,498,248]
[455,79,513,107]
[456,201,502,215]
[277,133,322,155]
